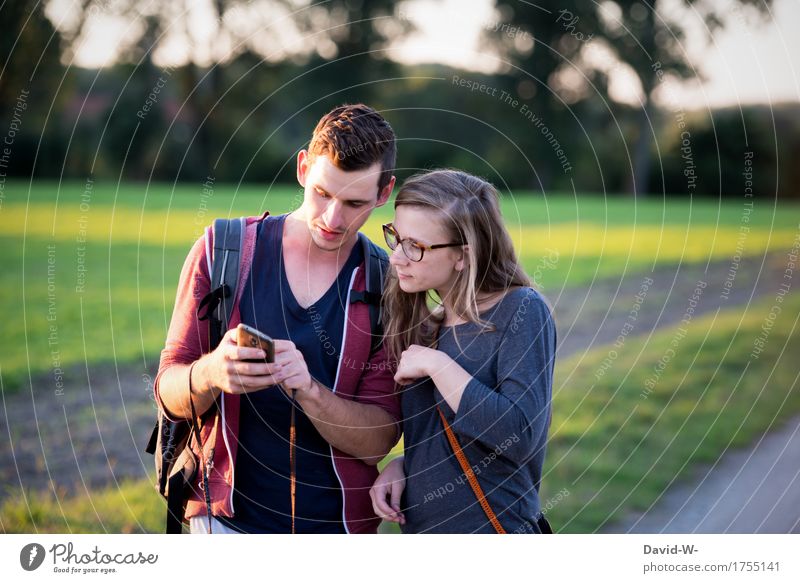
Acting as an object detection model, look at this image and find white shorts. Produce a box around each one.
[189,515,241,534]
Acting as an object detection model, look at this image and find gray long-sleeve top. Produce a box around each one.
[401,287,557,534]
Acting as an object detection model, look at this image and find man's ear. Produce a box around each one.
[297,150,310,187]
[375,175,396,208]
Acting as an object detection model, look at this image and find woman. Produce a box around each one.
[369,169,557,534]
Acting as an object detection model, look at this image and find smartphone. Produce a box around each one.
[236,324,275,363]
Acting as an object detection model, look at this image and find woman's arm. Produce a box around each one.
[394,344,472,411]
[369,456,406,524]
[395,291,556,464]
[448,292,556,463]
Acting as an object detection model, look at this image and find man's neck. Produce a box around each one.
[283,211,358,268]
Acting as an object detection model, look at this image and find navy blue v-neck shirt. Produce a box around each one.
[217,214,363,533]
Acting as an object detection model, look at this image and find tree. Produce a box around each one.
[49,0,410,176]
[485,0,604,190]
[0,0,63,176]
[594,0,774,197]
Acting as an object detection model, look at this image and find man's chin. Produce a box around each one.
[310,230,348,252]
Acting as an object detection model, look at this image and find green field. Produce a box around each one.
[3,292,798,533]
[2,179,798,391]
[1,180,799,533]
[543,292,800,532]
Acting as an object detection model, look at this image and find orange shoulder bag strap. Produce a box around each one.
[436,406,506,534]
[289,389,297,534]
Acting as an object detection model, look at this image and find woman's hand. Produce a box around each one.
[369,456,406,525]
[396,344,473,414]
[394,345,450,386]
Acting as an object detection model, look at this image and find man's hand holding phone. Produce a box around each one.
[270,339,314,396]
[237,324,276,363]
[238,324,315,395]
[195,325,281,396]
[195,324,315,398]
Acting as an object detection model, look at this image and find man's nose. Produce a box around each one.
[323,199,344,230]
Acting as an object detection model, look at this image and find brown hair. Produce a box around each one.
[308,104,396,192]
[383,169,531,363]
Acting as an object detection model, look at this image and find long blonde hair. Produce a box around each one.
[383,169,530,362]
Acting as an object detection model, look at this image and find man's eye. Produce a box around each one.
[316,189,329,198]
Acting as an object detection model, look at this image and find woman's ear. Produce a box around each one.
[454,245,470,272]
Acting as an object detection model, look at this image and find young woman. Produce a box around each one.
[369,169,557,534]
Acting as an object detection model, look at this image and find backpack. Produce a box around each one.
[145,216,389,533]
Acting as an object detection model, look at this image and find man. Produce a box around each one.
[155,104,400,533]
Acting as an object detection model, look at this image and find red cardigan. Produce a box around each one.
[154,213,400,533]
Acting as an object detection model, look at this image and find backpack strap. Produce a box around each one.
[354,233,389,356]
[187,218,245,532]
[197,218,246,348]
[149,217,254,534]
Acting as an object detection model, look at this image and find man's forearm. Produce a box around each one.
[297,381,398,465]
[157,358,219,420]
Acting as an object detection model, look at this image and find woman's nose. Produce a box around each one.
[389,244,407,265]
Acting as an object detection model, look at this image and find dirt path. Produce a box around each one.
[551,250,790,358]
[1,363,158,503]
[1,250,797,533]
[548,251,799,533]
[602,414,800,533]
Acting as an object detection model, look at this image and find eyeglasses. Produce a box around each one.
[382,223,463,262]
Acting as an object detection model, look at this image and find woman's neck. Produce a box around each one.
[439,289,506,326]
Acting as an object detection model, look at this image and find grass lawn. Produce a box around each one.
[3,292,798,533]
[2,180,798,391]
[541,292,800,532]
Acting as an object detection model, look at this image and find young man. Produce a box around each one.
[155,104,400,534]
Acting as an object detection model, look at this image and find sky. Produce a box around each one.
[50,0,800,109]
[388,0,800,108]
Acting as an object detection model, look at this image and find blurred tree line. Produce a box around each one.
[1,0,796,199]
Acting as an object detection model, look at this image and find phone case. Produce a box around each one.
[237,325,275,362]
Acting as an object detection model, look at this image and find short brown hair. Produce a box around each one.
[308,104,396,192]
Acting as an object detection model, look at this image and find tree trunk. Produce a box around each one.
[627,100,654,197]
